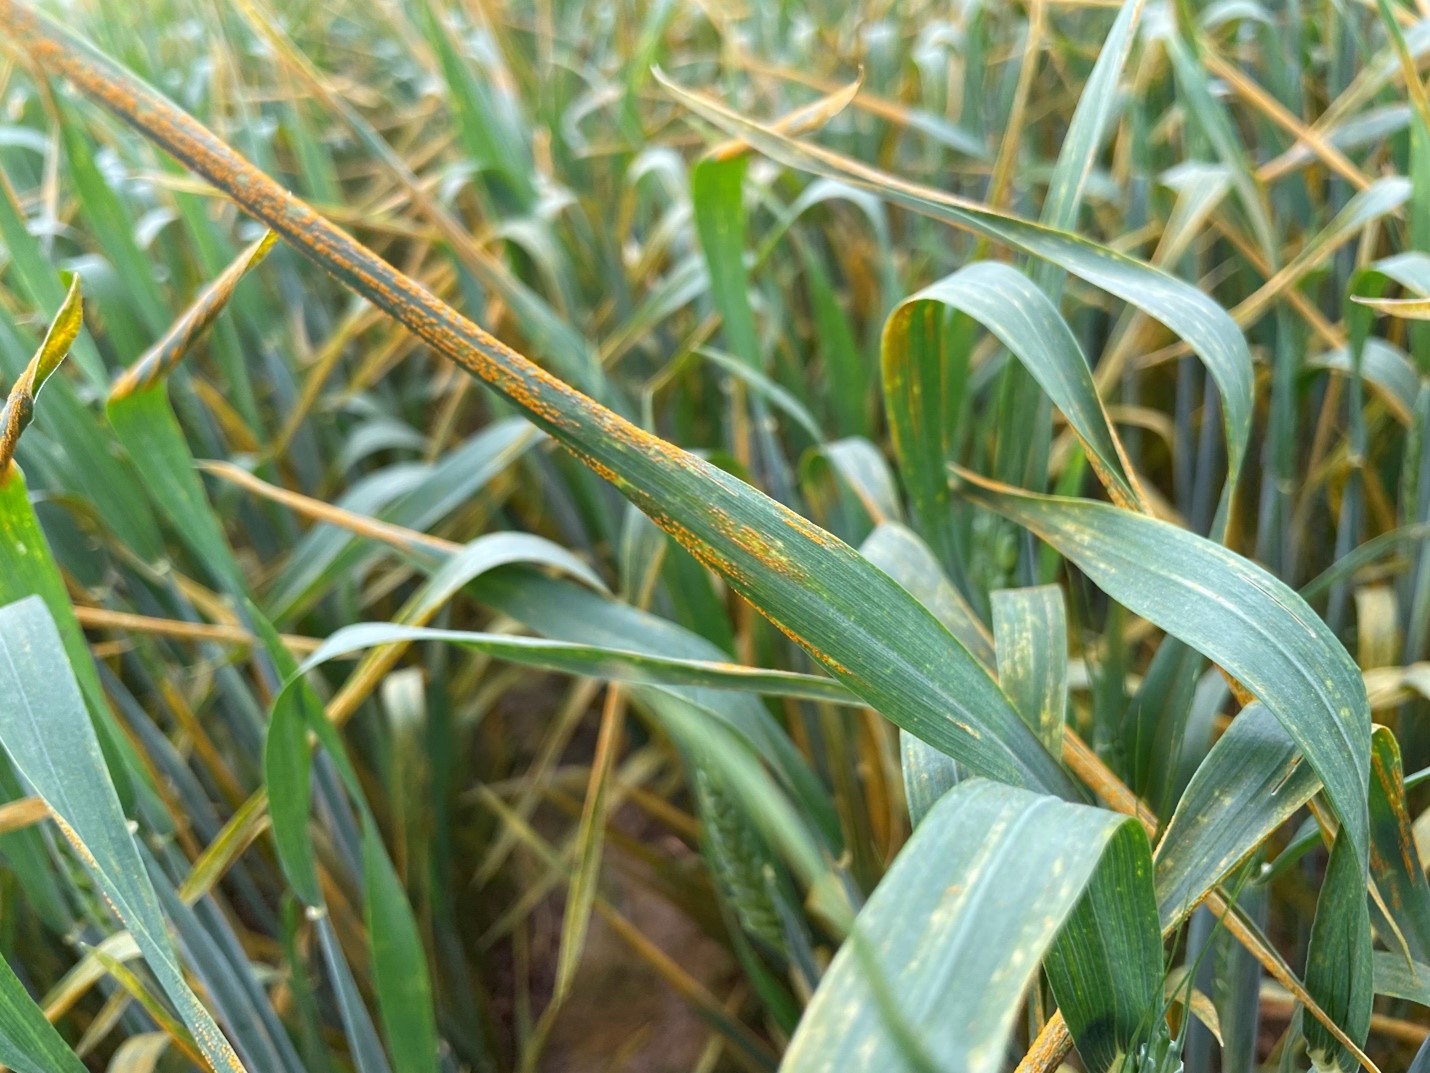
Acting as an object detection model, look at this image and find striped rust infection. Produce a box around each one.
[0,0,999,786]
[110,230,278,401]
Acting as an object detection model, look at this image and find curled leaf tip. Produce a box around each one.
[33,272,83,391]
[1350,293,1430,320]
[0,275,83,471]
[110,230,278,402]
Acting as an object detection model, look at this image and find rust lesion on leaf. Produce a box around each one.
[2,0,959,803]
[705,505,810,583]
[779,506,847,552]
[763,615,847,674]
[111,231,278,401]
[1369,739,1424,885]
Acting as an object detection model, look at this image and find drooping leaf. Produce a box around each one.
[1154,704,1318,928]
[962,478,1371,876]
[290,622,858,704]
[468,567,841,845]
[883,262,1145,578]
[658,71,1254,528]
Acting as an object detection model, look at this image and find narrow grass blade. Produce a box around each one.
[408,0,535,212]
[1045,822,1163,1073]
[314,916,394,1073]
[262,676,321,906]
[552,687,624,1014]
[256,613,438,1073]
[156,877,308,1073]
[860,523,989,825]
[0,171,104,387]
[798,240,870,436]
[860,523,993,665]
[111,231,276,396]
[0,953,86,1073]
[0,282,159,558]
[87,943,202,1063]
[362,822,439,1073]
[286,530,605,735]
[54,110,165,338]
[0,597,246,1073]
[267,420,538,620]
[1161,31,1276,260]
[23,271,80,392]
[106,387,248,594]
[898,730,961,830]
[699,348,825,444]
[1039,0,1145,235]
[229,0,601,396]
[693,156,759,368]
[1303,834,1373,1073]
[1356,295,1430,319]
[643,691,841,922]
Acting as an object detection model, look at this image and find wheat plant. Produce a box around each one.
[0,1,1428,1071]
